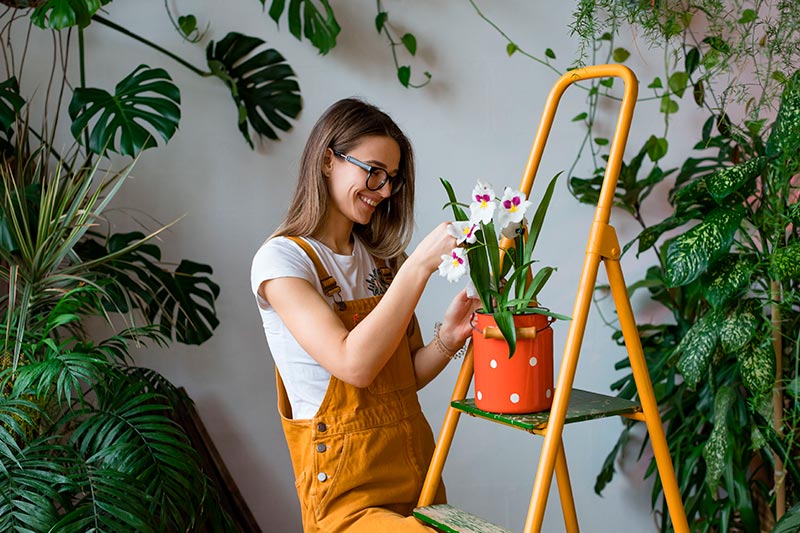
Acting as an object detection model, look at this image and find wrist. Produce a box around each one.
[433,322,467,360]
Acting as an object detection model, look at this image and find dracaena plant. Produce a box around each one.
[438,176,569,356]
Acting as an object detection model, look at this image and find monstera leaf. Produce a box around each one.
[206,32,301,147]
[68,65,180,157]
[31,0,111,29]
[76,232,220,346]
[264,0,340,55]
[0,77,24,134]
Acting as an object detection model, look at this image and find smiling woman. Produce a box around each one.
[250,98,480,532]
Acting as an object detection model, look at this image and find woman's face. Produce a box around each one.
[324,135,401,226]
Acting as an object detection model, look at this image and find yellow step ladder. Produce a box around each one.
[413,64,690,533]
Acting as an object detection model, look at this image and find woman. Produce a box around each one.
[251,98,477,531]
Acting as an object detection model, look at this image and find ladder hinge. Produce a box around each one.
[587,222,621,260]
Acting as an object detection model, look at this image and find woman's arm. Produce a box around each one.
[260,222,456,388]
[410,289,480,389]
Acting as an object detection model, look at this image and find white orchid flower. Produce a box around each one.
[496,187,532,230]
[469,181,496,225]
[438,247,469,282]
[501,216,528,240]
[448,221,478,245]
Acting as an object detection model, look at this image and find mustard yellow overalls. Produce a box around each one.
[276,237,446,532]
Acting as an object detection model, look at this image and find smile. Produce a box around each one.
[358,194,379,208]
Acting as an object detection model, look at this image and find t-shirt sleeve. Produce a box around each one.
[250,237,316,305]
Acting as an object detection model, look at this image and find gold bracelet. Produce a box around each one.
[433,322,467,360]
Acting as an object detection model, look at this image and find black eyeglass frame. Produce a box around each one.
[332,150,404,195]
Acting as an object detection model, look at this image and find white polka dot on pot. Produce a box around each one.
[490,359,497,368]
[546,389,552,398]
[477,391,483,400]
[529,356,537,366]
[510,393,520,404]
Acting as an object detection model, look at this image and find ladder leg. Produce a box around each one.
[417,346,475,506]
[604,258,690,533]
[555,438,579,532]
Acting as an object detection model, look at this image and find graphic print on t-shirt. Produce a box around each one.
[366,268,389,296]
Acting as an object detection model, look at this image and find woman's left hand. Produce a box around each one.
[439,289,481,350]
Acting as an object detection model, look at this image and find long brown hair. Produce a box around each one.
[272,98,415,260]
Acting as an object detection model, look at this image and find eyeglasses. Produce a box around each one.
[332,150,404,195]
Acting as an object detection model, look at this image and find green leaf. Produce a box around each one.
[660,95,679,114]
[693,81,705,106]
[771,243,800,280]
[676,310,722,388]
[704,255,756,309]
[571,112,587,122]
[599,77,614,88]
[685,47,700,76]
[493,309,516,358]
[545,48,556,59]
[177,15,197,37]
[206,32,301,147]
[374,11,387,33]
[397,66,411,88]
[774,503,800,533]
[645,135,668,162]
[738,9,757,24]
[31,0,110,30]
[668,71,689,98]
[0,77,24,135]
[506,43,518,57]
[68,65,180,157]
[702,387,735,495]
[265,0,340,55]
[401,33,417,56]
[767,70,800,156]
[647,77,663,89]
[738,341,775,396]
[705,157,766,202]
[664,205,745,287]
[594,137,609,146]
[612,47,630,63]
[719,300,760,353]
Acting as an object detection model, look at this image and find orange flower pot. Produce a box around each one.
[472,312,554,414]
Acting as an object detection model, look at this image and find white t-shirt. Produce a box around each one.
[250,235,390,419]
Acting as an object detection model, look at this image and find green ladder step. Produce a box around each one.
[414,504,512,533]
[452,388,641,433]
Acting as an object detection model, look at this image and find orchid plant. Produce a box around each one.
[438,175,569,356]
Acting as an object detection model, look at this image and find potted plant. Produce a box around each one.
[437,176,569,414]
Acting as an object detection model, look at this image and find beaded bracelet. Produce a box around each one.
[433,322,468,360]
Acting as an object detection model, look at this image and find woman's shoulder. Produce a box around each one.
[250,236,316,291]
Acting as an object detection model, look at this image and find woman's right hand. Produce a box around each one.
[407,221,457,274]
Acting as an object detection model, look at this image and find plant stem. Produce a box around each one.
[91,15,211,77]
[772,279,785,519]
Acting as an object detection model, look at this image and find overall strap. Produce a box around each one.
[285,237,342,302]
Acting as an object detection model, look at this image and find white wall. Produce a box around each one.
[19,1,706,530]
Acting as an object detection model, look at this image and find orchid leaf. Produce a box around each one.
[206,32,301,147]
[69,65,180,156]
[493,309,516,358]
[439,178,469,221]
[525,172,561,261]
